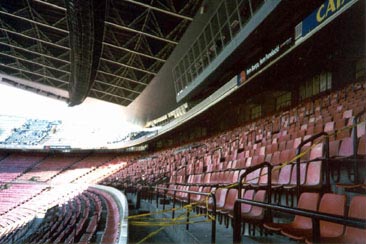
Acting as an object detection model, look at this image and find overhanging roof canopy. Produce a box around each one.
[0,0,202,106]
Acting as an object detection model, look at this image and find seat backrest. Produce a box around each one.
[231,170,240,183]
[289,163,307,185]
[293,137,302,149]
[280,149,290,163]
[335,118,346,130]
[277,164,292,184]
[344,195,366,242]
[215,188,228,209]
[250,190,267,217]
[286,140,294,150]
[309,143,323,160]
[244,168,261,184]
[241,189,254,213]
[271,151,281,165]
[339,137,354,157]
[222,188,238,211]
[258,167,268,184]
[198,187,211,202]
[357,121,365,138]
[266,145,273,154]
[329,140,340,157]
[358,136,365,156]
[271,166,280,184]
[324,121,335,133]
[343,109,353,119]
[293,192,320,228]
[305,161,322,187]
[223,171,233,184]
[319,193,346,237]
[271,143,279,154]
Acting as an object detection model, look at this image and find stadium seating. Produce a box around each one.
[280,193,346,241]
[0,119,60,146]
[0,81,365,242]
[0,153,128,241]
[3,188,120,244]
[103,81,366,241]
[0,153,46,183]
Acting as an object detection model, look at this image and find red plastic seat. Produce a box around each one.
[306,195,366,244]
[281,162,307,206]
[324,121,335,133]
[263,192,320,232]
[271,164,292,190]
[208,188,227,213]
[240,190,267,235]
[219,188,238,227]
[242,168,261,188]
[195,186,212,213]
[281,193,346,241]
[357,121,365,138]
[329,140,341,157]
[358,136,365,157]
[271,151,281,165]
[240,189,255,215]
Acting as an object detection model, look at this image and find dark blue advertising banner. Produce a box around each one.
[302,0,353,37]
[237,37,293,86]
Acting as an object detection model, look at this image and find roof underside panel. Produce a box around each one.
[0,0,203,107]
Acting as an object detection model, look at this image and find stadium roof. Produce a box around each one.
[0,0,202,106]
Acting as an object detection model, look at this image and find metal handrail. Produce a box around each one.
[211,146,223,163]
[233,198,366,243]
[229,137,239,152]
[295,132,329,199]
[236,161,273,234]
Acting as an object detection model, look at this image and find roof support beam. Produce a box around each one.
[103,41,166,62]
[0,11,68,34]
[105,21,178,45]
[97,70,147,86]
[32,0,67,11]
[0,27,70,50]
[0,63,68,84]
[0,42,70,64]
[95,79,141,94]
[0,52,70,74]
[124,0,193,21]
[100,57,157,75]
[91,89,134,101]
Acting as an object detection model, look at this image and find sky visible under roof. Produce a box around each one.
[0,83,141,139]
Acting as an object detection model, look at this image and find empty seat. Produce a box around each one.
[280,193,346,241]
[357,121,365,138]
[240,190,267,236]
[357,136,365,157]
[205,188,227,214]
[264,192,320,232]
[306,195,366,244]
[218,188,238,227]
[271,164,292,204]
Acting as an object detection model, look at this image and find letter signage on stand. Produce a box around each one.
[237,37,293,86]
[301,0,352,37]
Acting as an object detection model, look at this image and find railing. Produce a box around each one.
[154,186,217,244]
[229,137,239,152]
[211,146,223,163]
[232,198,366,243]
[237,161,273,215]
[295,132,330,199]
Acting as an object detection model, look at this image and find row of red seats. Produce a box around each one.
[2,187,120,244]
[0,154,45,183]
[0,154,128,240]
[264,193,366,244]
[112,82,365,191]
